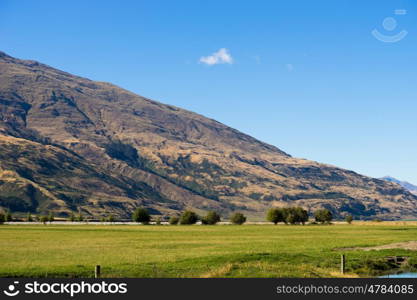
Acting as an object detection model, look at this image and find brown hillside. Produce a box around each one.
[0,51,416,219]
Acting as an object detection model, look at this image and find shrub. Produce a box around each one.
[179,210,199,225]
[266,208,284,224]
[132,207,151,224]
[169,216,179,225]
[230,213,246,225]
[314,209,333,224]
[0,213,5,225]
[345,214,353,224]
[26,212,33,222]
[201,211,221,225]
[5,210,13,222]
[48,212,54,222]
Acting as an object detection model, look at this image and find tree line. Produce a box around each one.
[132,207,247,225]
[266,207,336,224]
[0,207,354,225]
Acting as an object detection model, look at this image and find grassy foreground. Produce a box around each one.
[1,223,417,278]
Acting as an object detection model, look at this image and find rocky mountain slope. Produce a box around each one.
[382,176,417,196]
[0,51,416,219]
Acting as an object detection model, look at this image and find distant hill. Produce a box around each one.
[0,51,416,219]
[381,176,417,196]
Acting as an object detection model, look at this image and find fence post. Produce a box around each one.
[95,265,101,278]
[340,254,345,274]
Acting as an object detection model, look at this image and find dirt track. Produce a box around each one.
[339,241,417,251]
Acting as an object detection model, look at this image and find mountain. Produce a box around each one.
[381,177,417,196]
[0,51,416,220]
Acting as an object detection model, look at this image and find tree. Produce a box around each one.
[268,207,308,225]
[179,210,199,225]
[5,209,13,222]
[69,212,76,222]
[107,214,115,223]
[132,207,151,224]
[293,207,309,225]
[281,207,291,224]
[155,216,162,225]
[48,212,54,223]
[266,208,284,224]
[26,212,33,222]
[0,212,5,225]
[314,209,333,224]
[201,211,221,225]
[77,212,84,222]
[230,213,246,225]
[345,214,353,224]
[169,216,179,225]
[285,212,297,225]
[40,215,48,225]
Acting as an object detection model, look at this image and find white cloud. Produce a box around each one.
[199,48,233,65]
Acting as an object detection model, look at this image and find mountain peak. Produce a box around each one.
[381,176,417,194]
[0,51,9,58]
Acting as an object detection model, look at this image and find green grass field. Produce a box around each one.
[1,223,417,278]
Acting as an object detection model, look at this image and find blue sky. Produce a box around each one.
[1,0,416,183]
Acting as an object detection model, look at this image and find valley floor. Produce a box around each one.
[1,223,417,278]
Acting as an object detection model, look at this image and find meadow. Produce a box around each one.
[1,223,417,278]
